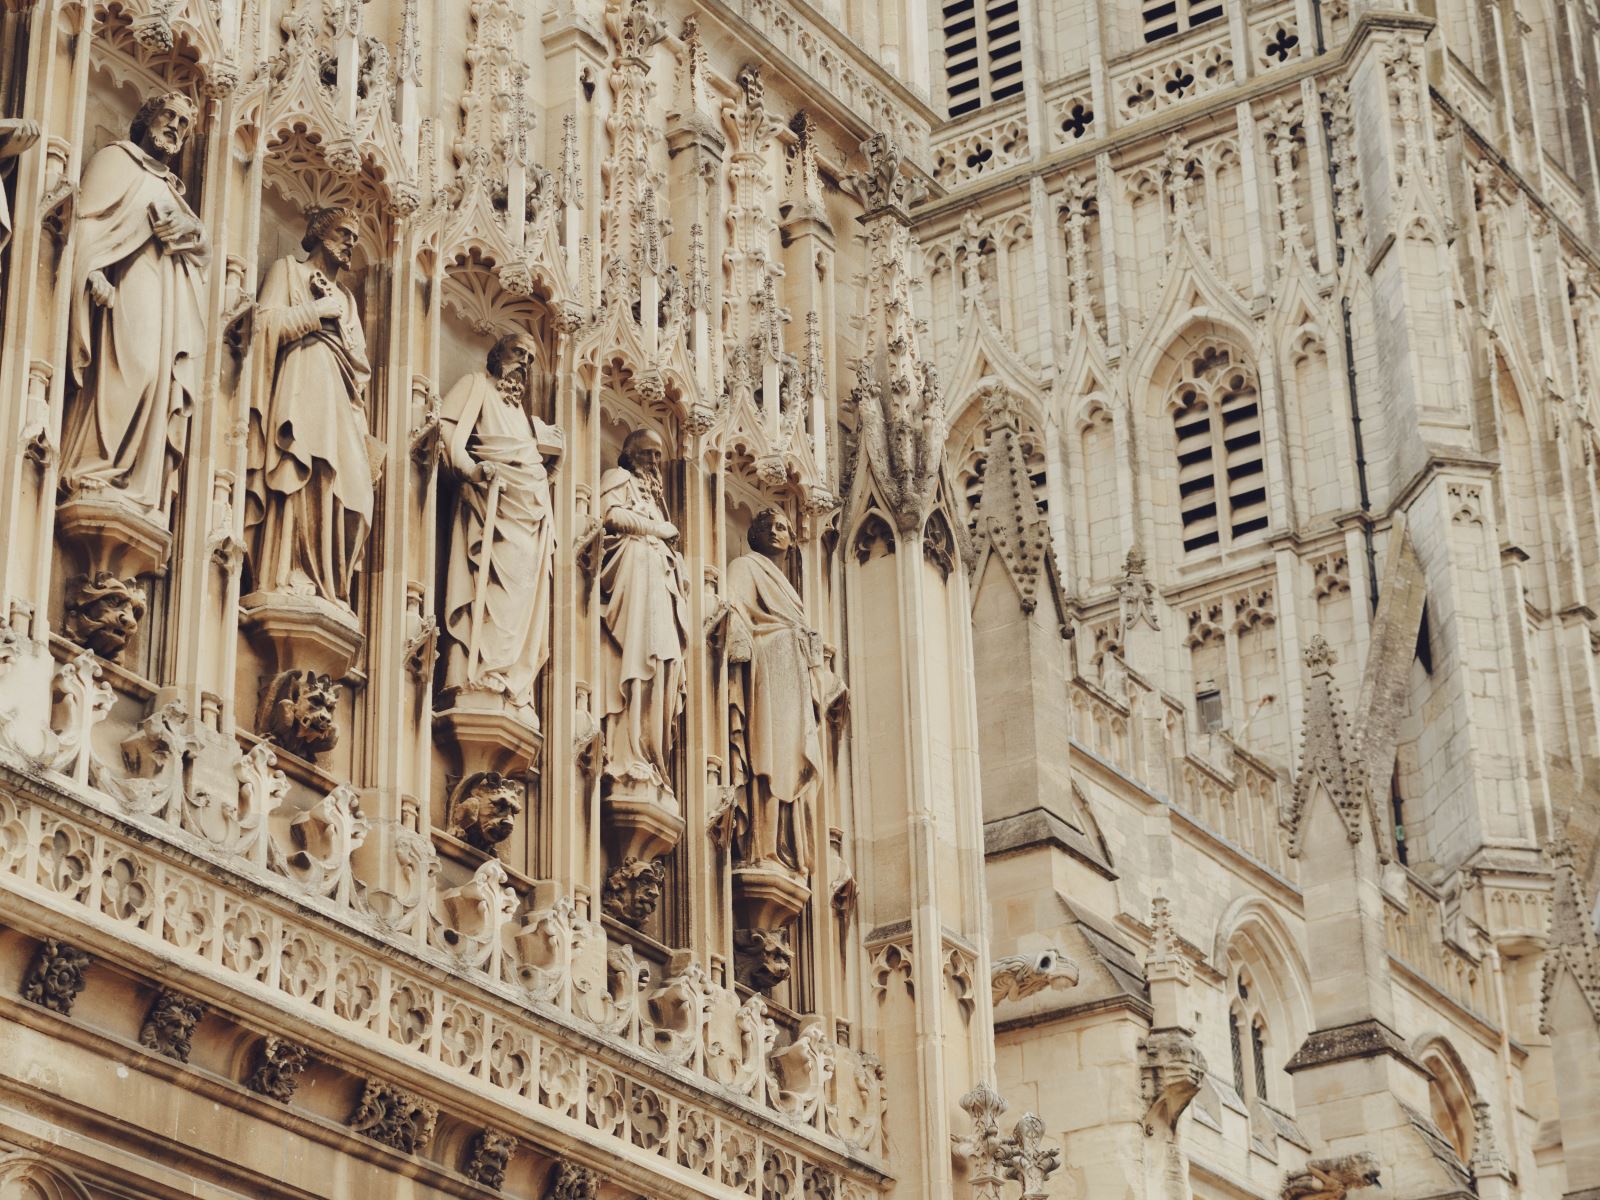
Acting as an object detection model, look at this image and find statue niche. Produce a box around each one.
[723,507,843,988]
[0,115,40,270]
[56,90,209,662]
[598,428,688,926]
[241,205,384,760]
[434,333,563,787]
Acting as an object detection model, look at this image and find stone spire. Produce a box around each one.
[1286,636,1385,858]
[971,387,1054,615]
[841,134,945,531]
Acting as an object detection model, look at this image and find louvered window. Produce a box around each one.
[1142,0,1226,44]
[1171,344,1267,553]
[943,0,1025,117]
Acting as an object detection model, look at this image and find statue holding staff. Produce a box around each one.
[440,332,564,721]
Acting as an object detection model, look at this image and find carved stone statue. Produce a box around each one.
[726,507,829,877]
[598,428,688,801]
[0,116,40,263]
[246,206,380,608]
[61,91,208,513]
[440,333,563,721]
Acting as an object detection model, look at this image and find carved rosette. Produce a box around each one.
[20,939,92,1015]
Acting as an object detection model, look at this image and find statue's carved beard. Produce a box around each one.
[495,373,526,401]
[635,465,666,512]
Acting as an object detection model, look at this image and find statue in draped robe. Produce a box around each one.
[726,508,833,876]
[440,333,564,721]
[599,428,688,801]
[245,206,381,608]
[61,92,208,514]
[0,117,40,265]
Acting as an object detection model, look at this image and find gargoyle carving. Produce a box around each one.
[259,669,341,760]
[447,771,523,854]
[991,948,1081,1004]
[1138,1028,1207,1134]
[1282,1153,1382,1200]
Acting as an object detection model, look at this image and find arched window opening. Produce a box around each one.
[1251,1017,1270,1104]
[1169,343,1267,553]
[1229,1008,1245,1093]
[952,405,1049,540]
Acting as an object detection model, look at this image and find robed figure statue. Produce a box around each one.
[725,508,828,876]
[599,429,688,802]
[246,206,380,608]
[0,116,40,263]
[440,333,564,722]
[61,92,208,513]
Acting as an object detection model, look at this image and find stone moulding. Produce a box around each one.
[0,767,887,1196]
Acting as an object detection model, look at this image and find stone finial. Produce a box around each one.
[841,132,926,218]
[1281,1153,1382,1200]
[952,1083,1009,1200]
[1145,894,1191,987]
[1303,633,1337,673]
[1118,546,1160,634]
[1001,1111,1062,1200]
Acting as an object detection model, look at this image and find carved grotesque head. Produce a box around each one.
[748,507,794,557]
[618,428,668,482]
[131,91,197,162]
[601,856,665,926]
[65,572,148,659]
[487,332,539,397]
[448,771,523,854]
[302,206,359,271]
[262,670,341,761]
[734,926,795,991]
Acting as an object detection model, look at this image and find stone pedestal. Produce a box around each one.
[57,496,173,581]
[434,689,543,779]
[732,862,811,991]
[241,591,365,681]
[599,782,684,928]
[56,497,173,660]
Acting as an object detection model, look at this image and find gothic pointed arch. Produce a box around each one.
[0,1153,94,1200]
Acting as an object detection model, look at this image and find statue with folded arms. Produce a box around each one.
[440,332,564,721]
[61,92,208,515]
[246,206,382,608]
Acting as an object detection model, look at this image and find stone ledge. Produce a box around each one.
[1283,1018,1426,1074]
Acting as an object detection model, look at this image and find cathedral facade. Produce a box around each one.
[0,0,1597,1198]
